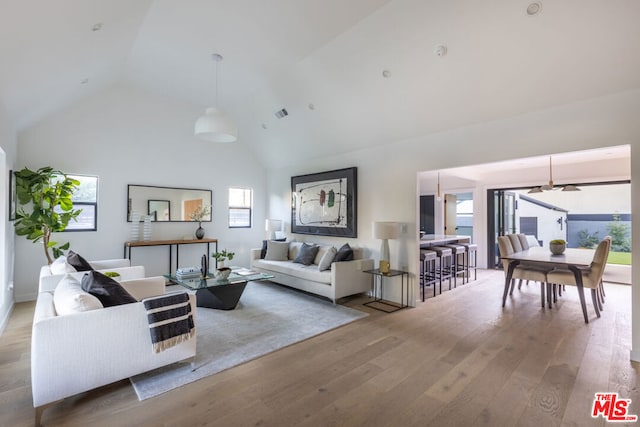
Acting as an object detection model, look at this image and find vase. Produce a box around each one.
[195,223,205,240]
[549,242,566,255]
[142,215,152,241]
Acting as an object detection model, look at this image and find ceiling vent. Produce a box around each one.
[275,108,288,119]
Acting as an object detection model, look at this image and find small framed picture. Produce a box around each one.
[9,170,16,221]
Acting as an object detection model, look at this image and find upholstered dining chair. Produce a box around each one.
[546,237,611,319]
[497,236,550,308]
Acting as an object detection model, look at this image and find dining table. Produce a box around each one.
[500,246,596,323]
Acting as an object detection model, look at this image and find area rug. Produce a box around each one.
[130,281,368,400]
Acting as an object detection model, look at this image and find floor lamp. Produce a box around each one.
[373,222,398,274]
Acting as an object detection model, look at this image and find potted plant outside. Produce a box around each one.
[13,167,82,264]
[549,239,567,255]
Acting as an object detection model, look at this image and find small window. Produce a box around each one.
[228,187,252,228]
[63,174,98,231]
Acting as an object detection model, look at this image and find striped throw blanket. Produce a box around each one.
[143,292,194,353]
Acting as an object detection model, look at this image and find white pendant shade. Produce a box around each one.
[195,107,238,143]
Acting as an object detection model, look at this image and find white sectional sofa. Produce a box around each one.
[38,257,144,293]
[250,242,373,303]
[32,275,196,425]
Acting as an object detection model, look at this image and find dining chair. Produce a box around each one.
[517,234,530,250]
[546,237,611,319]
[497,236,550,308]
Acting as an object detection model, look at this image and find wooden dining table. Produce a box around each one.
[500,246,596,323]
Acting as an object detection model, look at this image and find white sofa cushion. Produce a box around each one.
[53,274,103,315]
[50,256,77,275]
[317,246,337,271]
[253,259,331,284]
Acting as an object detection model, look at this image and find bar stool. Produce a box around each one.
[420,250,438,300]
[460,243,478,282]
[444,243,467,286]
[424,246,453,291]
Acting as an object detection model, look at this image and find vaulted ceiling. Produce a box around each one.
[1,0,639,167]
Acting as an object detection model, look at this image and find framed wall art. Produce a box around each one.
[291,167,357,238]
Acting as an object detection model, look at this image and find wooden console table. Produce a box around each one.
[124,238,218,275]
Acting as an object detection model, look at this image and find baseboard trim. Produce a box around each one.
[0,301,15,337]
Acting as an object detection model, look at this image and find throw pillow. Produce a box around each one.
[334,243,354,262]
[50,255,77,275]
[53,274,103,315]
[318,246,337,271]
[293,243,320,266]
[260,238,287,259]
[81,271,137,307]
[67,250,93,272]
[264,240,290,261]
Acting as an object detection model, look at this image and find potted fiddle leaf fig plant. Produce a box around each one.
[13,167,82,264]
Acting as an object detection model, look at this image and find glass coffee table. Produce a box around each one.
[165,269,274,310]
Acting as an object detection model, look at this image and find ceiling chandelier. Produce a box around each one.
[195,53,238,143]
[528,156,580,193]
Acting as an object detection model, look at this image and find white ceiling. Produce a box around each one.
[1,0,640,167]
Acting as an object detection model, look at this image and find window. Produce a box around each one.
[228,187,252,228]
[63,174,98,231]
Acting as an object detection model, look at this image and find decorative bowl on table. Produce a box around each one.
[549,239,566,255]
[215,267,232,280]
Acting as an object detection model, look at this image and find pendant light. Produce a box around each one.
[528,156,580,193]
[195,53,238,143]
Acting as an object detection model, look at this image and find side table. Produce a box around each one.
[363,268,409,313]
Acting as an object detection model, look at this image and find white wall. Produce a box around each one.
[0,100,17,334]
[267,90,640,319]
[15,84,267,301]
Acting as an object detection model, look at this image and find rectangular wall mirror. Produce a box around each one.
[127,184,212,222]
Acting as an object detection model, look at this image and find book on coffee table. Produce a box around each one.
[235,268,256,276]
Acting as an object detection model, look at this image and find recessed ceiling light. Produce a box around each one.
[91,22,103,32]
[261,123,268,130]
[434,44,447,57]
[526,2,542,16]
[80,78,89,85]
[308,103,315,110]
[382,70,391,78]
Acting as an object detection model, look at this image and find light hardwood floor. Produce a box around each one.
[1,270,639,426]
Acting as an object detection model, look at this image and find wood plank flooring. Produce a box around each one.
[1,270,639,426]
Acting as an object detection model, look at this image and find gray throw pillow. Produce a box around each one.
[67,250,94,272]
[334,243,354,262]
[318,246,337,271]
[293,243,320,266]
[264,240,290,261]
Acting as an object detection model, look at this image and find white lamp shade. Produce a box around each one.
[265,219,282,232]
[195,108,238,143]
[373,222,399,240]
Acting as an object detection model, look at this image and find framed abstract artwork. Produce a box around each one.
[291,167,357,238]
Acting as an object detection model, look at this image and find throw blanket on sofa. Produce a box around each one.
[143,292,194,353]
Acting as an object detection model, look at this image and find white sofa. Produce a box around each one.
[38,258,143,293]
[32,276,196,425]
[250,242,373,303]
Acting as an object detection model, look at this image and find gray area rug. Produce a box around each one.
[130,281,368,400]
